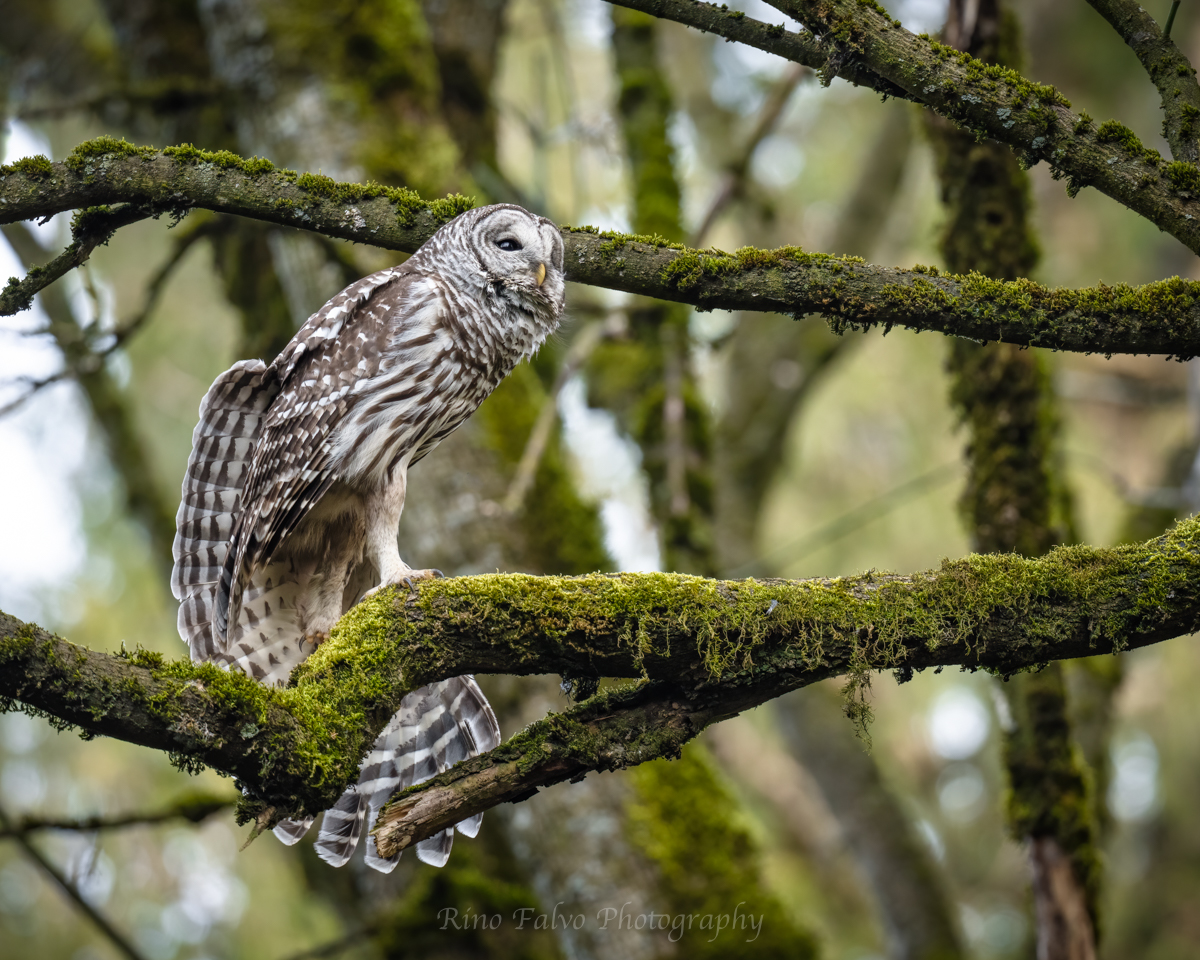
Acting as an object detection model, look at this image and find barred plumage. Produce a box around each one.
[172,205,565,869]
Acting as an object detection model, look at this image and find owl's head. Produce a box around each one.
[461,204,566,320]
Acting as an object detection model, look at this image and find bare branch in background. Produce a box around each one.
[606,0,1200,253]
[1,205,152,317]
[0,214,209,419]
[0,218,177,561]
[692,63,808,246]
[502,319,608,513]
[273,926,378,960]
[0,804,150,960]
[0,793,232,838]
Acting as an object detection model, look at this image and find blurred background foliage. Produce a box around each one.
[0,0,1197,958]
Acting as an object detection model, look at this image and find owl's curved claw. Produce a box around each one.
[362,568,445,601]
[399,569,444,592]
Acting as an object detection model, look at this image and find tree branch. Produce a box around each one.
[5,141,1200,355]
[2,219,178,563]
[1,204,151,316]
[607,0,1200,256]
[0,804,149,960]
[5,516,1200,849]
[1085,0,1200,162]
[0,793,232,838]
[692,62,808,245]
[597,0,912,98]
[502,319,606,513]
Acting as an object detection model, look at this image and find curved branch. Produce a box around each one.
[5,142,1200,355]
[597,0,911,97]
[1,204,151,316]
[5,517,1200,845]
[371,517,1200,854]
[607,0,1200,255]
[1085,0,1200,162]
[0,611,411,823]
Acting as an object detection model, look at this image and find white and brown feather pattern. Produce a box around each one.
[298,676,500,872]
[173,204,564,871]
[173,359,279,663]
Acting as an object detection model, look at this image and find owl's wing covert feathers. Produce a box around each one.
[214,267,420,646]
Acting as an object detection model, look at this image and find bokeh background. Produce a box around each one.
[0,0,1196,958]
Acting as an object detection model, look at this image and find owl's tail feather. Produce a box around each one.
[275,676,500,872]
[272,816,314,846]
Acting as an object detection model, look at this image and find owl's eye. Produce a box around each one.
[496,238,523,252]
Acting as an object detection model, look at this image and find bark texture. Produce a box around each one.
[606,0,1200,256]
[3,513,1200,852]
[8,144,1200,355]
[934,2,1100,956]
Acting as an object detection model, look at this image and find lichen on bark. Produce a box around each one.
[9,142,1200,355]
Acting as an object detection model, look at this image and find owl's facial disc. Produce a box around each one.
[465,204,565,320]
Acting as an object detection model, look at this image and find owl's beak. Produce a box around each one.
[535,262,547,286]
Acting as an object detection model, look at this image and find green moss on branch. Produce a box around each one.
[6,139,1200,354]
[1084,0,1200,162]
[6,515,1200,844]
[605,0,1200,256]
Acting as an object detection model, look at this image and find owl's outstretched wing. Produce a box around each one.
[213,266,417,646]
[172,359,279,662]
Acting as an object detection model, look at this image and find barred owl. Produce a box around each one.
[171,204,565,871]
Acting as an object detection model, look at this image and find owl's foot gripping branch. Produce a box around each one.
[8,141,1200,356]
[3,517,1200,855]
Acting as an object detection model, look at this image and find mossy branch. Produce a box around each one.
[598,0,912,98]
[0,203,151,316]
[606,0,1200,255]
[7,141,1200,355]
[1084,0,1200,163]
[5,518,1200,847]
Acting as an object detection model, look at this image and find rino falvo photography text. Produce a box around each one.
[438,901,767,943]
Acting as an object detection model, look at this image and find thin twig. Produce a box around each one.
[1,219,178,557]
[1165,0,1182,38]
[0,214,211,419]
[0,371,71,418]
[109,214,217,345]
[727,462,962,576]
[662,322,690,517]
[0,794,232,838]
[0,803,149,960]
[693,63,808,246]
[1,204,152,317]
[503,320,608,512]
